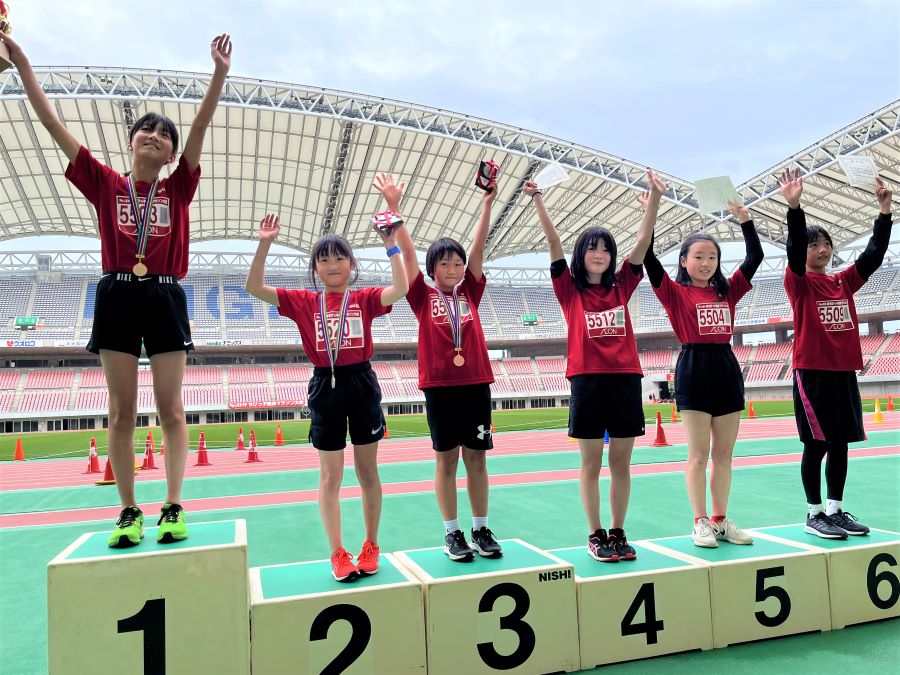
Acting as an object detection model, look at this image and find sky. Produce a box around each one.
[2,0,899,262]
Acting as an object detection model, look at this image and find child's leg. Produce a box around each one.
[607,437,635,529]
[577,438,605,532]
[681,410,713,518]
[709,411,741,517]
[825,442,849,502]
[318,449,346,553]
[149,350,188,504]
[353,442,382,543]
[100,349,140,506]
[800,440,828,505]
[461,447,488,518]
[435,447,461,522]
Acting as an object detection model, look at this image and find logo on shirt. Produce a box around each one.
[429,294,473,326]
[314,309,365,352]
[584,306,626,337]
[816,300,853,332]
[116,194,172,237]
[696,302,732,335]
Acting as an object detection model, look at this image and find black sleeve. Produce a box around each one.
[628,263,643,276]
[550,259,567,279]
[642,241,665,288]
[785,207,807,277]
[855,213,893,280]
[738,220,764,282]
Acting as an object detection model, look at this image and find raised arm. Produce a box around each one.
[181,34,232,171]
[523,180,564,262]
[856,177,894,280]
[631,169,666,265]
[727,199,764,281]
[467,179,497,280]
[642,235,665,288]
[2,34,80,163]
[245,213,280,306]
[373,173,420,284]
[373,221,409,306]
[778,168,807,276]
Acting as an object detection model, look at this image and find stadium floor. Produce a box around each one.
[1,415,898,673]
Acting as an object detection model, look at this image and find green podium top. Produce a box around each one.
[400,540,563,580]
[549,544,694,578]
[756,524,900,550]
[62,520,239,561]
[257,556,412,600]
[648,534,810,563]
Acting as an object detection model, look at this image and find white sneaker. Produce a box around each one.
[714,518,753,545]
[692,517,718,548]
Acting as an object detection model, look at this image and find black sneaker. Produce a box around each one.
[471,526,503,558]
[804,512,848,539]
[827,510,870,536]
[608,528,636,560]
[588,528,619,562]
[443,529,474,561]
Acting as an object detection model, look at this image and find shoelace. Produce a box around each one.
[697,520,714,536]
[359,542,378,558]
[157,506,182,526]
[117,508,140,528]
[451,530,469,548]
[837,511,860,523]
[478,527,496,543]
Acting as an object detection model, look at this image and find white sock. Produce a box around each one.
[444,519,460,535]
[472,516,488,531]
[826,499,842,516]
[808,503,824,518]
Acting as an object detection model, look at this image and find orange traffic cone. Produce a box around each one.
[873,399,884,424]
[245,429,261,463]
[195,430,211,466]
[84,437,101,474]
[274,424,284,446]
[141,434,157,470]
[148,431,156,455]
[159,438,165,456]
[491,421,496,433]
[670,404,678,423]
[95,458,116,485]
[748,402,756,419]
[236,427,245,452]
[383,423,391,440]
[13,437,24,461]
[651,411,671,447]
[888,395,895,412]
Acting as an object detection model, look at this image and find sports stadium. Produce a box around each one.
[1,64,898,674]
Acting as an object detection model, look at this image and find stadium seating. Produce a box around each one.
[745,362,784,382]
[867,354,900,377]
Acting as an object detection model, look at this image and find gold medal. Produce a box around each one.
[453,352,465,367]
[133,261,148,277]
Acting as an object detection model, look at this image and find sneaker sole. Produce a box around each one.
[157,532,188,544]
[619,553,637,560]
[843,529,870,536]
[108,534,143,548]
[803,525,848,539]
[692,539,719,548]
[471,543,503,558]
[588,551,620,562]
[443,546,474,562]
[716,536,754,545]
[333,571,360,582]
[357,567,379,576]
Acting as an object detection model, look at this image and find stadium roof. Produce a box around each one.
[0,67,897,259]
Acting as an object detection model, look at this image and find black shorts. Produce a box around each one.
[674,343,744,417]
[568,373,646,439]
[87,273,193,358]
[423,383,493,452]
[307,361,385,451]
[793,369,865,444]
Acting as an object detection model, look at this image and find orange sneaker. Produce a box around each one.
[356,540,380,575]
[331,548,360,582]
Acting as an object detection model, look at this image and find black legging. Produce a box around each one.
[800,441,849,504]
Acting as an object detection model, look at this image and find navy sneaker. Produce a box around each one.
[471,526,503,558]
[804,512,848,539]
[588,528,619,562]
[444,529,474,561]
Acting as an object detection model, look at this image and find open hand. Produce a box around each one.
[777,168,803,209]
[210,34,232,72]
[875,176,893,214]
[258,213,280,242]
[373,172,405,211]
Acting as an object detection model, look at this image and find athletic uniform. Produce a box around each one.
[551,258,646,439]
[644,222,763,416]
[407,269,494,451]
[276,287,390,451]
[66,146,199,357]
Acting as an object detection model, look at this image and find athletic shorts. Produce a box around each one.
[87,272,193,358]
[793,369,865,444]
[307,361,385,451]
[568,373,646,439]
[674,343,744,417]
[423,383,493,452]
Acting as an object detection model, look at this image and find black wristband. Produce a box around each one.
[531,191,542,199]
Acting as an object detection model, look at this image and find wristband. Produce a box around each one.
[386,246,401,258]
[531,191,542,199]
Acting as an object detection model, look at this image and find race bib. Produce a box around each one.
[314,308,365,351]
[584,306,626,337]
[429,295,473,325]
[816,300,853,332]
[696,302,732,335]
[116,195,172,236]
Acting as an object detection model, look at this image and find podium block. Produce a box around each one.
[755,525,900,629]
[549,543,713,668]
[393,539,580,675]
[648,534,830,647]
[48,520,249,675]
[249,553,425,674]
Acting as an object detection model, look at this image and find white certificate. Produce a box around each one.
[534,162,571,190]
[694,176,741,215]
[837,155,878,190]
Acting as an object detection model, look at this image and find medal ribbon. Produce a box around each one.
[318,288,352,388]
[436,286,463,354]
[125,175,159,264]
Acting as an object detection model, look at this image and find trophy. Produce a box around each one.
[474,159,500,192]
[371,210,404,235]
[0,2,11,73]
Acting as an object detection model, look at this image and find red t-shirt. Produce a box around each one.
[276,287,389,367]
[784,265,865,371]
[65,146,201,278]
[406,269,494,389]
[653,270,751,344]
[552,259,643,378]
